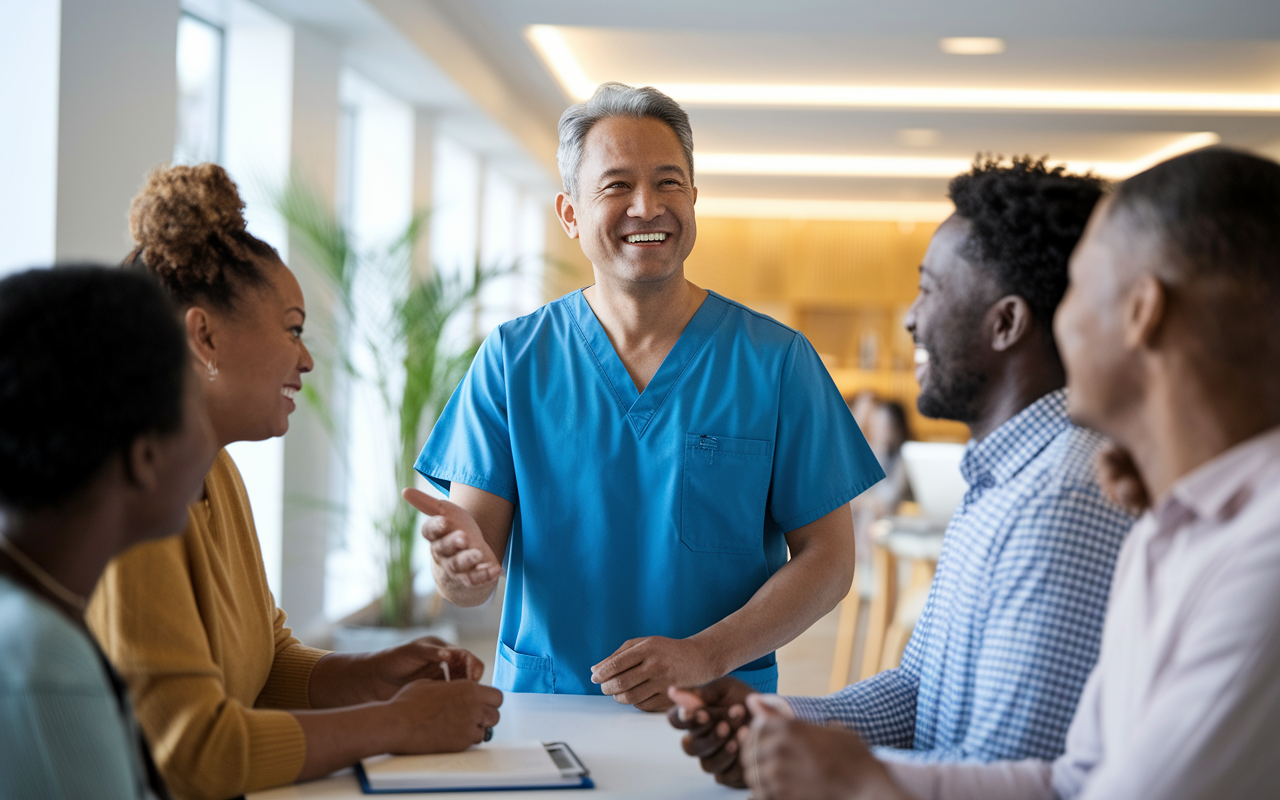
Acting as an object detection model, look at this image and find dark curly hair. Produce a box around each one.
[949,156,1108,339]
[126,163,276,312]
[0,266,189,511]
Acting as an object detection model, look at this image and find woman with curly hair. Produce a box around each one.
[88,164,502,800]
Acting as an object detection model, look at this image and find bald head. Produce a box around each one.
[1105,147,1280,365]
[1056,146,1280,450]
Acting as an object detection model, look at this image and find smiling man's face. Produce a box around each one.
[903,214,999,423]
[557,115,697,288]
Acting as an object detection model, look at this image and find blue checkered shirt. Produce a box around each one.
[787,390,1134,763]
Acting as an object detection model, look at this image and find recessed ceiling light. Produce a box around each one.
[940,37,1006,55]
[898,128,942,147]
[695,133,1220,180]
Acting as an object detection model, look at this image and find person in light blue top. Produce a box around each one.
[0,265,216,799]
[403,83,883,711]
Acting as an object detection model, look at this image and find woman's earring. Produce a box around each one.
[205,360,218,382]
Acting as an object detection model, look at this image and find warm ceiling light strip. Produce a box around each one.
[696,197,954,222]
[696,153,972,178]
[695,132,1221,180]
[526,25,1280,113]
[526,25,596,100]
[652,84,1280,113]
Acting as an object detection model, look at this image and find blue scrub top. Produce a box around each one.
[416,289,883,694]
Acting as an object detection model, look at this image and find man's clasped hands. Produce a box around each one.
[668,678,908,800]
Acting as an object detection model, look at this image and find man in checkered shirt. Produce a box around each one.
[670,157,1135,781]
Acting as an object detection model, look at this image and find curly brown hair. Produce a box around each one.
[126,163,276,311]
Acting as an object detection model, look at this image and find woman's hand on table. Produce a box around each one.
[590,635,723,711]
[365,637,486,699]
[739,694,909,800]
[308,638,485,707]
[403,488,503,593]
[384,678,504,753]
[667,677,759,788]
[296,676,504,779]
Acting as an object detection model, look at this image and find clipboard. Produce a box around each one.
[355,741,594,794]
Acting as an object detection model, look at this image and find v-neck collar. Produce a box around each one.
[567,288,728,437]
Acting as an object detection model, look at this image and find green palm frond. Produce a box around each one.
[275,175,520,627]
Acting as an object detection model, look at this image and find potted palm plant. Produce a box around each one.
[276,178,516,644]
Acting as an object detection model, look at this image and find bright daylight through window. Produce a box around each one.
[174,13,223,165]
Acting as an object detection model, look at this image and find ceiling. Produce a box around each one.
[431,0,1280,218]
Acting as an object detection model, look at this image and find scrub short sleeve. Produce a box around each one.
[769,334,884,531]
[414,327,517,503]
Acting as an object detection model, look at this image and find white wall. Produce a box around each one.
[0,0,178,273]
[56,0,179,263]
[0,0,61,274]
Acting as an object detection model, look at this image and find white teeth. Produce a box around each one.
[626,232,667,243]
[914,347,929,365]
[282,387,297,400]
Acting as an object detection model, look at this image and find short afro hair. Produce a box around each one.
[949,156,1108,333]
[0,265,190,511]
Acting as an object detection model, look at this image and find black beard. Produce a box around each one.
[916,352,988,423]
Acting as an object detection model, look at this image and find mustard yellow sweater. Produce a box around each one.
[88,449,329,800]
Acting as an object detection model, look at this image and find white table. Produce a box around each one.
[247,693,744,799]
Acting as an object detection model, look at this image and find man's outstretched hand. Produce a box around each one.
[739,694,911,800]
[403,487,502,594]
[667,677,760,787]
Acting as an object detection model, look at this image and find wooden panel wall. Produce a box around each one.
[685,217,969,443]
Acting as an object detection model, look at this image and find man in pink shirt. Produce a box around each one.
[735,146,1280,800]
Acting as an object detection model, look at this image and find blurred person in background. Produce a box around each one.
[671,157,1134,779]
[0,265,215,799]
[849,389,880,436]
[865,400,915,518]
[88,164,501,800]
[734,146,1280,800]
[849,398,915,569]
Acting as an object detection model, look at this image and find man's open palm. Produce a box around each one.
[403,488,503,589]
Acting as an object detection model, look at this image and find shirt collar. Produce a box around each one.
[1161,423,1280,526]
[960,389,1071,489]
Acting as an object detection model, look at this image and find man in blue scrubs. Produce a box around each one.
[403,82,883,711]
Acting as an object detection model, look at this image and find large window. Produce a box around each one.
[324,69,416,622]
[174,13,224,165]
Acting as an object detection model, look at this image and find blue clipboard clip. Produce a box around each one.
[355,741,594,794]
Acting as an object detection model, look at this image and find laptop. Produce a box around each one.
[900,441,968,530]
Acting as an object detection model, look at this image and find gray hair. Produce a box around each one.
[556,82,695,198]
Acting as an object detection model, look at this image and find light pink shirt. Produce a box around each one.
[888,425,1280,800]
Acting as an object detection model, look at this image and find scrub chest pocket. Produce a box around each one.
[681,433,774,553]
